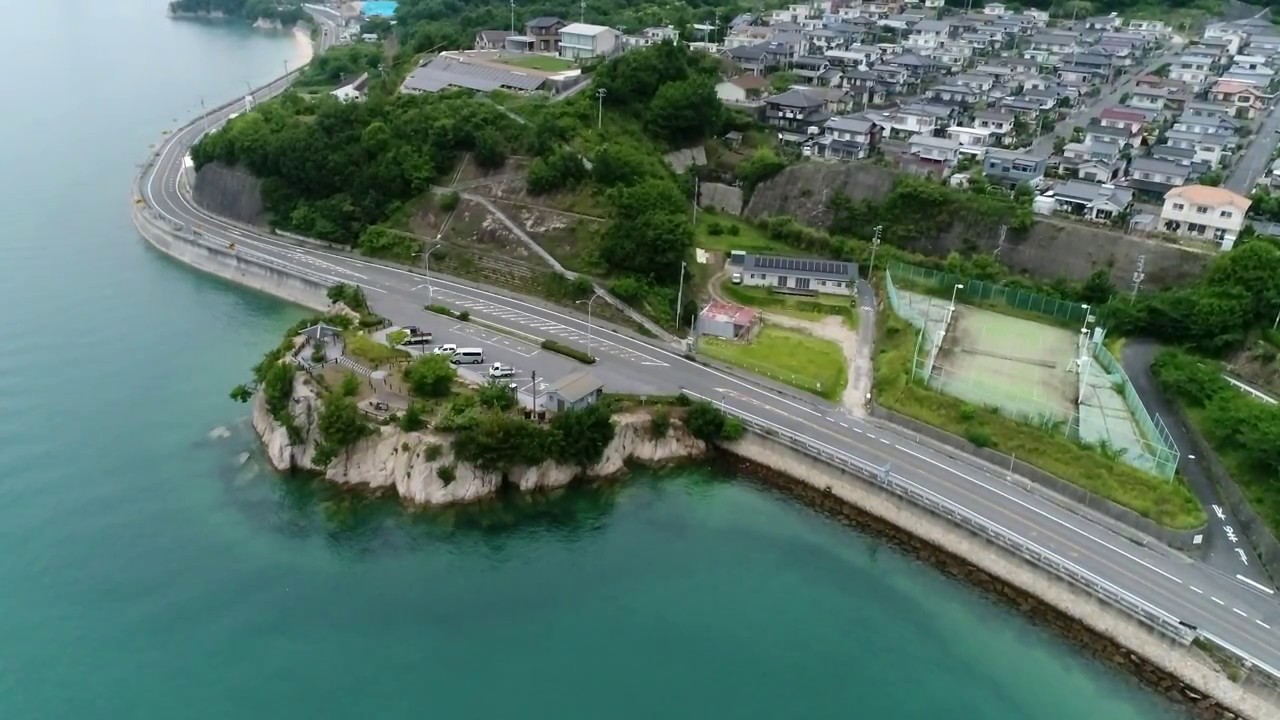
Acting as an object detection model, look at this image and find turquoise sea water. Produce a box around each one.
[0,2,1186,718]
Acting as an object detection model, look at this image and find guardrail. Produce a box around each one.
[728,409,1197,644]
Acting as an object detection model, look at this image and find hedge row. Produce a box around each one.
[542,339,595,364]
[424,304,469,322]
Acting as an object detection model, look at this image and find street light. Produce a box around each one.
[424,243,442,301]
[949,283,964,310]
[596,87,607,129]
[577,292,603,358]
[675,260,688,331]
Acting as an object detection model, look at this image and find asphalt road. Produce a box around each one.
[1226,100,1280,194]
[136,31,1280,678]
[1122,340,1267,583]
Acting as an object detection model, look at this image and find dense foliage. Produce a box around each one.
[684,402,744,443]
[314,384,374,467]
[295,45,384,88]
[829,176,1033,249]
[404,354,457,398]
[451,404,615,472]
[1152,349,1280,479]
[169,0,305,24]
[1104,241,1280,355]
[192,91,519,242]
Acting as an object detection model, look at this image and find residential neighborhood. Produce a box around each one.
[327,0,1280,252]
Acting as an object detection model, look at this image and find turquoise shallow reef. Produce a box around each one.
[0,2,1185,717]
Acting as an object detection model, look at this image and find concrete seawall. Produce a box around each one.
[132,203,330,312]
[723,432,1275,719]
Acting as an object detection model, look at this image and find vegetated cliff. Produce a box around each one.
[744,163,1212,289]
[252,377,707,505]
[192,162,268,227]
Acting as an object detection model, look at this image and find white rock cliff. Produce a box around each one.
[252,377,706,505]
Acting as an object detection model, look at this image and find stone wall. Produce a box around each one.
[868,403,1207,550]
[743,162,1212,289]
[192,162,268,227]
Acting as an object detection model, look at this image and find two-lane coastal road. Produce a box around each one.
[138,58,1280,681]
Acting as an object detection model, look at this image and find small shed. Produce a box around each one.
[697,301,761,340]
[544,371,604,412]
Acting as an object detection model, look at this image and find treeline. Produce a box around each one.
[191,91,521,242]
[1152,348,1280,482]
[1104,241,1280,355]
[393,0,751,55]
[169,0,305,24]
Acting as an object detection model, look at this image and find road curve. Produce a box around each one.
[135,22,1280,681]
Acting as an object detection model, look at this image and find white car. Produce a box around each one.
[432,344,457,356]
[488,362,515,379]
[731,272,743,285]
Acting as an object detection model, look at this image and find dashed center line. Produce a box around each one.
[1211,597,1225,606]
[1233,608,1248,618]
[1259,620,1272,629]
[1190,586,1203,594]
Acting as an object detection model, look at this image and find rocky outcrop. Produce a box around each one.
[252,376,706,505]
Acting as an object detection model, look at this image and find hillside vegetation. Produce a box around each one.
[169,0,305,24]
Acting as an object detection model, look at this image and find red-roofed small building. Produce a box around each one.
[1208,79,1271,120]
[1098,106,1151,134]
[697,301,761,340]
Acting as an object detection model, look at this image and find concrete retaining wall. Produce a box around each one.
[133,206,330,312]
[192,162,268,227]
[722,432,1270,719]
[1166,401,1280,584]
[869,404,1207,550]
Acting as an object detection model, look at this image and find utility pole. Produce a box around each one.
[596,87,607,129]
[692,175,700,226]
[510,0,515,34]
[675,261,688,331]
[580,0,585,23]
[993,224,1007,259]
[425,242,442,301]
[869,225,883,278]
[1130,254,1146,304]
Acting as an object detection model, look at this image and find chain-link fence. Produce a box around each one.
[888,261,1090,328]
[1091,343,1180,480]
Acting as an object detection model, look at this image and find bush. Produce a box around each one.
[423,442,444,461]
[548,404,616,467]
[436,395,481,432]
[438,191,460,212]
[310,347,327,363]
[399,401,428,431]
[437,464,457,485]
[386,330,408,347]
[685,401,735,442]
[965,428,994,448]
[707,221,725,236]
[404,354,457,398]
[726,224,740,236]
[477,378,518,411]
[358,313,385,328]
[425,304,456,318]
[457,310,470,322]
[357,225,419,262]
[649,409,671,439]
[542,339,596,364]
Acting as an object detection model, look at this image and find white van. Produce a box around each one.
[451,347,484,365]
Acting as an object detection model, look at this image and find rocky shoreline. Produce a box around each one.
[720,453,1254,720]
[252,376,707,506]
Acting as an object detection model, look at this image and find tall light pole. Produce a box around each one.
[1274,306,1280,331]
[424,243,442,301]
[509,0,515,34]
[869,225,883,277]
[675,261,688,331]
[596,87,607,129]
[949,282,964,310]
[577,292,603,358]
[692,174,700,226]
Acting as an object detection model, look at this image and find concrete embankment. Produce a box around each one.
[132,203,330,312]
[720,433,1275,720]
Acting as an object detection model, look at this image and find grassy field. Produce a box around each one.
[701,325,846,401]
[344,331,410,366]
[874,310,1205,530]
[721,282,857,328]
[498,55,575,71]
[695,214,803,254]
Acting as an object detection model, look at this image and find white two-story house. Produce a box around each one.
[1160,184,1251,250]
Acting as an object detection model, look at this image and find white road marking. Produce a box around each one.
[1212,597,1225,606]
[893,444,1184,585]
[1190,586,1203,594]
[1233,608,1248,618]
[1236,574,1276,595]
[1259,620,1272,629]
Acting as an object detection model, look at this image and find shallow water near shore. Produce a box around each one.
[0,1,1186,717]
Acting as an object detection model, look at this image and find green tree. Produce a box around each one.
[1199,169,1224,187]
[548,404,616,467]
[1079,269,1116,305]
[600,212,693,281]
[476,379,517,411]
[452,412,549,471]
[399,401,429,432]
[473,130,506,170]
[644,78,724,146]
[526,149,587,194]
[736,148,787,192]
[314,393,374,467]
[404,354,456,398]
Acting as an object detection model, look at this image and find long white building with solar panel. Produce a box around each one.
[728,251,858,296]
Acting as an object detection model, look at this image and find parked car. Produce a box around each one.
[405,331,433,345]
[731,272,742,285]
[432,344,458,356]
[488,362,515,379]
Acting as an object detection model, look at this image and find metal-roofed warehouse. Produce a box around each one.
[400,56,547,95]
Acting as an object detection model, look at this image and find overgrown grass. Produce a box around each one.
[695,213,803,254]
[701,325,846,401]
[343,331,409,366]
[874,310,1205,530]
[721,282,857,327]
[1183,404,1280,537]
[498,55,575,71]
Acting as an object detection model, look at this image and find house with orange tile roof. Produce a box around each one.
[1159,184,1252,251]
[1208,79,1271,120]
